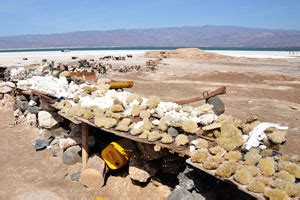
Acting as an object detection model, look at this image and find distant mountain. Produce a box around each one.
[1,25,300,49]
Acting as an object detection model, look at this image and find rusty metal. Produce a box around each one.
[175,86,226,105]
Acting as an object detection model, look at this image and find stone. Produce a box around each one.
[148,131,163,142]
[59,138,77,149]
[129,166,152,183]
[44,132,54,144]
[177,167,195,191]
[62,145,82,165]
[34,139,48,151]
[30,95,39,102]
[38,111,58,129]
[202,122,221,131]
[161,133,174,144]
[167,186,204,200]
[129,154,157,182]
[28,100,37,107]
[23,110,29,116]
[0,85,12,93]
[19,95,28,101]
[181,120,198,134]
[14,109,22,118]
[168,127,179,137]
[70,172,81,182]
[52,148,63,157]
[20,101,29,112]
[25,113,37,126]
[28,106,41,114]
[59,70,71,78]
[175,134,189,146]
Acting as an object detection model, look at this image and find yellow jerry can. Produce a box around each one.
[101,139,133,170]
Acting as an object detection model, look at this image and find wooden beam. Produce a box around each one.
[81,123,89,169]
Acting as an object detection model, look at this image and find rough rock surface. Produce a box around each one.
[62,145,82,165]
[38,111,58,129]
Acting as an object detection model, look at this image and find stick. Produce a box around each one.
[175,86,226,105]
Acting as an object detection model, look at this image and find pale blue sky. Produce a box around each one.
[0,0,299,36]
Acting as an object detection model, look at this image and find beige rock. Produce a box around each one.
[191,138,208,149]
[130,128,142,136]
[38,111,58,129]
[140,110,150,119]
[181,120,198,134]
[202,122,221,131]
[148,96,160,109]
[209,146,226,157]
[131,105,142,117]
[161,133,174,144]
[95,117,117,129]
[148,131,162,142]
[175,134,189,146]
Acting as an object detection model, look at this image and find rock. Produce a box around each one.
[0,85,12,93]
[167,186,204,200]
[62,145,82,165]
[28,106,41,114]
[52,148,63,157]
[51,127,69,138]
[175,134,189,146]
[20,101,29,112]
[19,95,28,101]
[59,71,71,78]
[34,139,48,151]
[202,122,221,131]
[30,95,39,102]
[129,166,152,183]
[16,115,26,124]
[59,138,77,149]
[168,127,179,137]
[129,154,157,182]
[23,110,29,116]
[25,113,37,126]
[1,81,15,88]
[181,120,198,134]
[70,172,81,182]
[177,167,195,191]
[161,133,174,144]
[38,111,58,129]
[148,131,163,142]
[14,109,22,118]
[44,132,54,144]
[29,100,37,106]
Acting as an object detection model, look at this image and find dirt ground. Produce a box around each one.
[0,52,300,199]
[0,109,170,200]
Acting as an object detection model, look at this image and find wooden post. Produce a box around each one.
[81,123,89,169]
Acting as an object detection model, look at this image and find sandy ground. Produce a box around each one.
[0,49,300,199]
[0,109,170,200]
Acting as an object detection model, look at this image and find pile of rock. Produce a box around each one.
[13,95,41,125]
[116,65,142,73]
[0,81,15,94]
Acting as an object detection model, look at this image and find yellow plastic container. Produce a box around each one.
[101,140,133,170]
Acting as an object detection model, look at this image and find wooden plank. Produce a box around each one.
[81,123,89,169]
[76,116,190,157]
[58,111,81,125]
[186,159,264,200]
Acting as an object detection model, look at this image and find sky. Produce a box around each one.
[0,0,299,36]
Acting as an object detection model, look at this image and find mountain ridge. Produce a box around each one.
[1,25,300,49]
